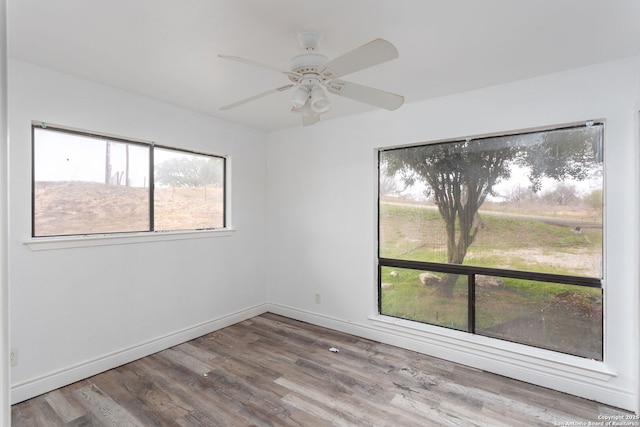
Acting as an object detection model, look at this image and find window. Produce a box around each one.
[378,123,603,360]
[33,124,226,237]
[153,147,225,231]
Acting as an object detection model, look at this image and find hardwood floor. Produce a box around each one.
[12,313,634,426]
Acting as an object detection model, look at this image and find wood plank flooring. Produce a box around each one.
[11,313,635,426]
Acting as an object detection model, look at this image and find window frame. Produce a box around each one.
[31,122,229,241]
[377,121,604,359]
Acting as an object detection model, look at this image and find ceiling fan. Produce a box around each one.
[219,31,404,126]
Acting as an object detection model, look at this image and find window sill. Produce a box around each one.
[368,314,617,382]
[24,228,236,251]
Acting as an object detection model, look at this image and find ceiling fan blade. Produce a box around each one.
[319,39,398,80]
[325,79,404,111]
[218,54,301,79]
[220,84,295,111]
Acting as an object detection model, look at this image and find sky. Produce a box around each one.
[33,127,220,188]
[34,127,149,187]
[389,158,602,202]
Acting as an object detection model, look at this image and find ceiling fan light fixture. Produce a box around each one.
[292,99,316,118]
[291,86,310,109]
[300,104,315,117]
[310,86,330,113]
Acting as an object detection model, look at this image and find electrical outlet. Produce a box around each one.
[314,293,321,304]
[10,348,18,367]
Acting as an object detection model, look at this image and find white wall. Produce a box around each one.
[636,68,640,416]
[8,60,269,403]
[266,57,640,412]
[1,0,10,424]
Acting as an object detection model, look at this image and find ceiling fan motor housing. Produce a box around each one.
[288,53,329,80]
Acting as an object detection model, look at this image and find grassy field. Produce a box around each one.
[379,201,602,277]
[379,200,603,359]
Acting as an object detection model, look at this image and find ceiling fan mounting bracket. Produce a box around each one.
[297,31,323,51]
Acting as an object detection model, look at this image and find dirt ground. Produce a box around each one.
[33,181,224,236]
[465,247,601,278]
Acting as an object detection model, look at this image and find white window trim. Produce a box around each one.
[368,313,617,382]
[24,228,236,251]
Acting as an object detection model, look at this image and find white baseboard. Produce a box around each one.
[267,302,637,413]
[12,302,637,413]
[11,303,268,404]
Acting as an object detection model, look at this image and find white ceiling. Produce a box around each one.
[8,0,640,132]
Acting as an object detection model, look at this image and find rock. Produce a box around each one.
[381,282,394,290]
[419,273,441,286]
[476,276,504,287]
[389,270,399,278]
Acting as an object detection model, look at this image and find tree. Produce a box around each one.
[382,126,602,296]
[155,156,222,188]
[583,188,603,213]
[503,184,537,205]
[384,140,518,295]
[519,126,603,192]
[542,183,579,206]
[379,163,409,197]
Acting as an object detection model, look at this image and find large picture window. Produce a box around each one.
[378,122,603,359]
[33,124,226,237]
